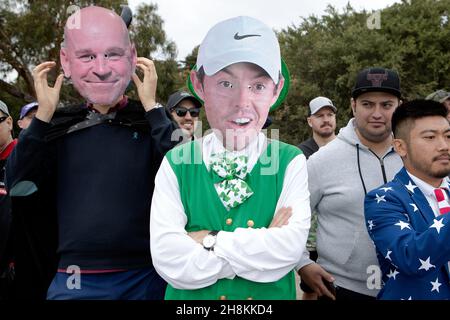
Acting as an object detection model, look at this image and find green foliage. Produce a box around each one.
[127,3,182,103]
[182,45,199,72]
[275,0,450,145]
[129,3,183,102]
[131,3,174,60]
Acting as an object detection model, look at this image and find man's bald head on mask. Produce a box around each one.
[61,6,137,106]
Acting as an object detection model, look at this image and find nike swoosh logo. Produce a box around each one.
[234,32,261,40]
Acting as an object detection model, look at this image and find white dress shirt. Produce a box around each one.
[150,132,311,290]
[407,171,450,217]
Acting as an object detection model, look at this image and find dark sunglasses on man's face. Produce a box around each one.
[0,116,8,123]
[172,107,200,118]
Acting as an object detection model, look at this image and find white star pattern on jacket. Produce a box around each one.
[387,268,399,280]
[409,203,418,212]
[418,257,435,271]
[429,218,445,234]
[385,250,392,261]
[405,181,418,193]
[375,194,386,203]
[395,220,411,230]
[364,168,450,299]
[430,277,442,293]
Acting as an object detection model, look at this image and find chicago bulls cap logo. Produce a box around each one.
[367,71,388,87]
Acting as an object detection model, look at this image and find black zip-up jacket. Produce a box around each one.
[6,100,178,274]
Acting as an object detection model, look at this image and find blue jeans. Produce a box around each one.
[47,267,166,300]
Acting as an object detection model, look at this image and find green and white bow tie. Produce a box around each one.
[209,152,254,210]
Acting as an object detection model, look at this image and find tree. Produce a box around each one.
[129,3,182,102]
[182,45,199,72]
[275,0,450,144]
[177,45,199,93]
[176,44,211,131]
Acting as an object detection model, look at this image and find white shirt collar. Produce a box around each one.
[202,132,267,172]
[406,171,450,217]
[407,171,447,198]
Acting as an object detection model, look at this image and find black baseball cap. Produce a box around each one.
[351,67,401,99]
[167,91,202,111]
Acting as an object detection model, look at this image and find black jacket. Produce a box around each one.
[0,158,12,270]
[5,100,178,299]
[0,140,18,299]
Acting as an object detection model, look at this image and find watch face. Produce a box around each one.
[203,235,216,249]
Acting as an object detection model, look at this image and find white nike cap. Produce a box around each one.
[309,96,337,115]
[196,16,281,84]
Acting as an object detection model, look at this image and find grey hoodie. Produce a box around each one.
[299,118,402,297]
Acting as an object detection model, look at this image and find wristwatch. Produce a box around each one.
[202,231,219,251]
[151,102,163,109]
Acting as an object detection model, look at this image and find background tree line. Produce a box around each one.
[1,0,449,143]
[275,0,450,144]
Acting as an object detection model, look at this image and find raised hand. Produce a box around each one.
[132,57,158,111]
[32,61,64,123]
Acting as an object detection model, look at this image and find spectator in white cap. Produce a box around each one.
[150,16,311,300]
[297,96,336,300]
[17,102,39,130]
[298,97,337,159]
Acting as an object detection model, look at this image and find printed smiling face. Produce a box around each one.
[192,62,282,151]
[60,6,136,106]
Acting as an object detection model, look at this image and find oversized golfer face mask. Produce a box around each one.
[61,7,136,106]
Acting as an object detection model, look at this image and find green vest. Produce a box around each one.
[165,138,301,300]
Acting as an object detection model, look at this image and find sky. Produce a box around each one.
[128,0,403,61]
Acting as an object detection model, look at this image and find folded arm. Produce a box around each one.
[365,188,450,278]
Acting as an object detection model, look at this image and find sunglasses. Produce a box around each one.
[172,107,200,117]
[0,116,8,123]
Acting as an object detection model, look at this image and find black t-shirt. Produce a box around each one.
[298,137,319,160]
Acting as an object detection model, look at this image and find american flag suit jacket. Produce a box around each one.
[364,167,450,300]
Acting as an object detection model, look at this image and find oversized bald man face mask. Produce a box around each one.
[60,7,137,106]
